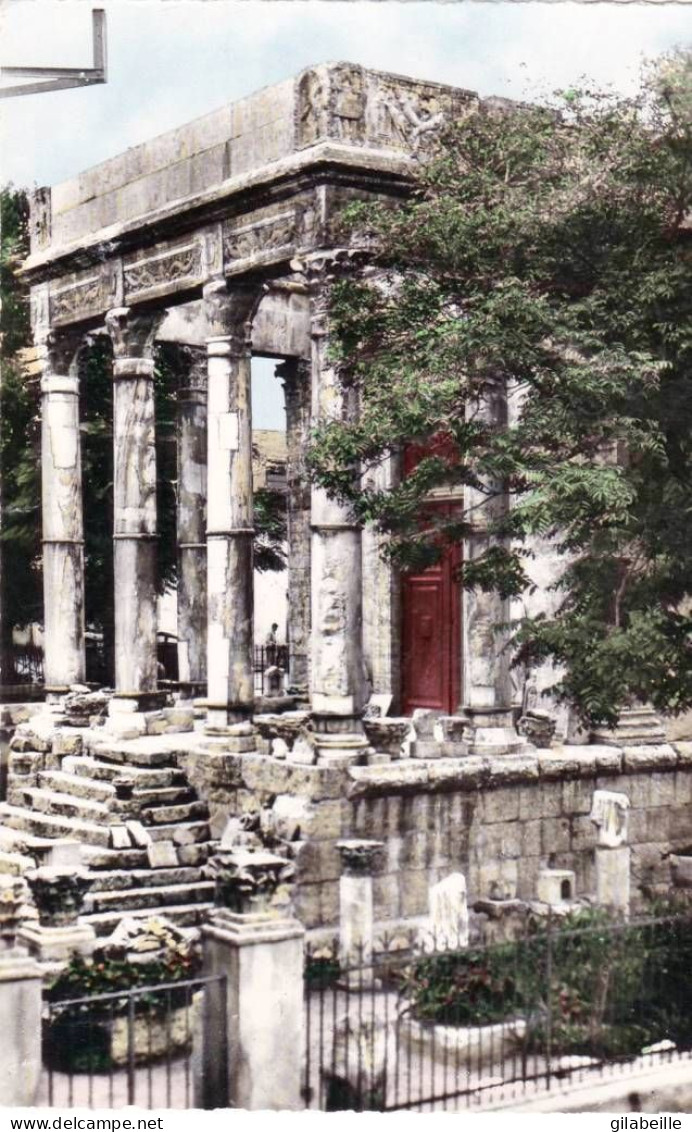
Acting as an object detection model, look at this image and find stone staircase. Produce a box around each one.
[0,732,217,936]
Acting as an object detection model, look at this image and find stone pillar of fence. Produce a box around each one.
[590,789,631,916]
[0,876,43,1106]
[197,848,304,1110]
[337,840,383,987]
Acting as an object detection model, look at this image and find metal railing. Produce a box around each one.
[40,974,227,1109]
[303,911,692,1111]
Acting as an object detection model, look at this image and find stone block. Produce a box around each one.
[519,783,561,820]
[540,816,571,856]
[481,788,520,825]
[372,872,401,921]
[301,800,346,841]
[473,822,522,862]
[110,826,131,850]
[478,860,519,902]
[536,868,576,905]
[561,779,594,816]
[126,820,152,848]
[669,806,692,843]
[52,731,85,758]
[294,840,343,884]
[648,772,677,808]
[674,770,692,806]
[104,713,148,740]
[147,841,178,868]
[177,843,210,867]
[674,741,692,766]
[486,755,539,786]
[622,745,677,773]
[399,870,431,918]
[537,750,597,780]
[521,820,542,857]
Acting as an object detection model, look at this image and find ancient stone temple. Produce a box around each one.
[22,62,521,751]
[4,63,691,939]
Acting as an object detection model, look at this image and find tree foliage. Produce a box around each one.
[308,52,692,726]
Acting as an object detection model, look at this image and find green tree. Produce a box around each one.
[308,52,692,727]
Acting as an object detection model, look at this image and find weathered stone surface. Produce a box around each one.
[590,790,629,847]
[147,841,179,868]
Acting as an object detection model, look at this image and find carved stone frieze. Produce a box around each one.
[296,64,476,156]
[50,273,102,326]
[124,241,203,300]
[223,197,319,270]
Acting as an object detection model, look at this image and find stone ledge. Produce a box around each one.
[347,743,686,798]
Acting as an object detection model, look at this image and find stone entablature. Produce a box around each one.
[22,64,480,321]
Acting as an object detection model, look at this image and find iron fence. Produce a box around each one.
[253,644,289,693]
[39,974,227,1109]
[303,910,692,1112]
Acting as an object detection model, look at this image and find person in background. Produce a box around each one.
[265,622,279,665]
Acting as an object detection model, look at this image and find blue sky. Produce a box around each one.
[1,0,690,428]
[2,0,691,190]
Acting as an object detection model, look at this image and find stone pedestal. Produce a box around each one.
[105,308,160,700]
[595,847,631,915]
[337,839,383,987]
[177,346,208,693]
[21,865,95,963]
[591,789,631,915]
[197,849,304,1110]
[0,877,43,1105]
[204,282,257,733]
[306,255,368,765]
[37,325,86,693]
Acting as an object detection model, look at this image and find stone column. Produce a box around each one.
[0,877,43,1107]
[463,378,526,754]
[177,345,208,696]
[36,316,86,695]
[306,255,368,764]
[279,357,311,696]
[203,281,258,735]
[105,308,161,704]
[198,849,304,1110]
[337,839,382,986]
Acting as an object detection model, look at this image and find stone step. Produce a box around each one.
[85,881,216,915]
[17,786,110,823]
[87,740,179,769]
[68,757,187,788]
[87,866,204,892]
[0,803,111,848]
[141,800,209,826]
[82,902,215,937]
[0,848,34,875]
[38,770,115,803]
[148,821,211,845]
[0,825,58,859]
[135,786,197,807]
[82,845,151,871]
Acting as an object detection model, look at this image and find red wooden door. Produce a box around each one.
[401,540,461,715]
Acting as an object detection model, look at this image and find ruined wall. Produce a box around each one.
[185,742,692,932]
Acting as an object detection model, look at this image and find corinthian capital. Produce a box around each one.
[105,306,160,360]
[202,279,261,346]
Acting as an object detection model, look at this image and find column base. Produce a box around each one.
[106,696,193,740]
[465,708,533,757]
[203,721,257,754]
[18,922,96,964]
[311,713,371,767]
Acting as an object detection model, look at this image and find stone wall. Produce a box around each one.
[182,742,692,931]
